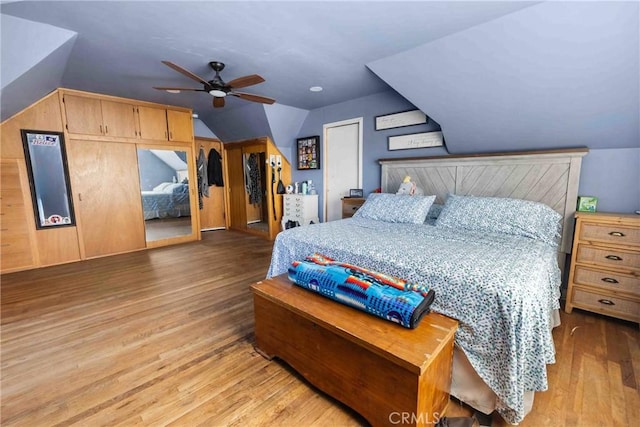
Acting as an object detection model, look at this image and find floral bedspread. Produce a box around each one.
[267,217,561,424]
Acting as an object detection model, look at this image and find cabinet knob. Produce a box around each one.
[597,299,615,306]
[601,277,619,284]
[608,231,625,237]
[605,255,623,261]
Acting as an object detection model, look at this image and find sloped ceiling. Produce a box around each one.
[1,1,637,153]
[0,14,76,120]
[1,0,539,142]
[368,1,640,153]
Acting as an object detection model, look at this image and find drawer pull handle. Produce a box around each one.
[601,277,619,284]
[352,206,358,211]
[597,299,615,306]
[605,255,623,261]
[608,231,625,237]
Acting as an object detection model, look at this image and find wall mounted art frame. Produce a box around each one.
[297,135,320,170]
[375,109,427,131]
[388,131,444,151]
[21,129,76,229]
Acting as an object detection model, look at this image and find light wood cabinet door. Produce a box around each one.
[101,100,138,138]
[0,159,36,272]
[63,94,103,135]
[167,110,193,142]
[196,138,226,230]
[225,146,247,230]
[137,106,168,140]
[67,140,146,258]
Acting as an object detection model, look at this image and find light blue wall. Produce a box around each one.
[193,118,218,138]
[0,14,77,121]
[368,1,639,153]
[579,148,640,214]
[137,150,176,191]
[295,90,445,221]
[295,91,640,221]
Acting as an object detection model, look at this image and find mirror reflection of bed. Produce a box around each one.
[137,148,192,242]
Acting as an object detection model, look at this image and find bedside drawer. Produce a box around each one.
[572,288,639,321]
[573,266,640,296]
[575,244,640,272]
[580,222,640,248]
[342,198,365,219]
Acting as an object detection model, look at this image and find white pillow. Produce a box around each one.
[153,182,172,192]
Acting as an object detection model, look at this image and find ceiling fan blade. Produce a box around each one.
[153,86,205,91]
[230,91,276,105]
[213,97,225,108]
[227,74,265,89]
[161,61,210,86]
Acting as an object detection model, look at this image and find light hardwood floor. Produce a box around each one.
[1,231,638,426]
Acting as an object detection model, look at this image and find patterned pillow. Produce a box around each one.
[424,203,443,225]
[353,193,435,224]
[435,194,562,246]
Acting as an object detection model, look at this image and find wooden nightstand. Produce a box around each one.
[341,197,365,219]
[565,212,640,323]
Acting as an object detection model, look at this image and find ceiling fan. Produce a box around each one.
[154,60,275,108]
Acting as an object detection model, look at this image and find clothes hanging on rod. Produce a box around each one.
[207,148,224,187]
[196,147,209,209]
[245,153,262,205]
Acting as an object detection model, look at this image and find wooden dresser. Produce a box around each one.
[565,212,640,323]
[341,197,366,219]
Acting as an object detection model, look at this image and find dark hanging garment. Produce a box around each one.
[197,147,209,209]
[207,148,224,186]
[246,153,262,205]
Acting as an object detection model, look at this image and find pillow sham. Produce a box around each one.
[424,203,443,225]
[435,194,562,246]
[353,193,435,224]
[152,182,172,192]
[166,183,188,194]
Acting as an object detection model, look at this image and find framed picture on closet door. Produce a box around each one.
[297,135,320,170]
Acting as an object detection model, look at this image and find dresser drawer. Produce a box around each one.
[342,198,365,219]
[573,266,640,296]
[580,222,640,248]
[571,288,639,321]
[575,243,640,272]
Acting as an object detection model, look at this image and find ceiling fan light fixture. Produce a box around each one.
[209,89,227,97]
[309,86,323,92]
[166,89,181,94]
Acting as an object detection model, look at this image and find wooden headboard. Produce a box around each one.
[379,148,588,256]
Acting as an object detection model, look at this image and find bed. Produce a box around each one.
[141,182,191,220]
[266,148,588,424]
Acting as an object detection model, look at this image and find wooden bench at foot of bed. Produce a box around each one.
[252,274,459,427]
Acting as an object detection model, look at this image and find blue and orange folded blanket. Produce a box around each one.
[287,253,436,329]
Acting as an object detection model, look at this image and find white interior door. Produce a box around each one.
[323,118,363,221]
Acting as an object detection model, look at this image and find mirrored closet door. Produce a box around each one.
[136,146,198,246]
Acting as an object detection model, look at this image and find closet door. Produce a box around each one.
[63,94,103,135]
[167,110,192,142]
[225,146,247,231]
[67,140,146,258]
[137,106,168,140]
[196,138,226,230]
[100,100,138,138]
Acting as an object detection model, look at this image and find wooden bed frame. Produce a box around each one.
[380,148,589,268]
